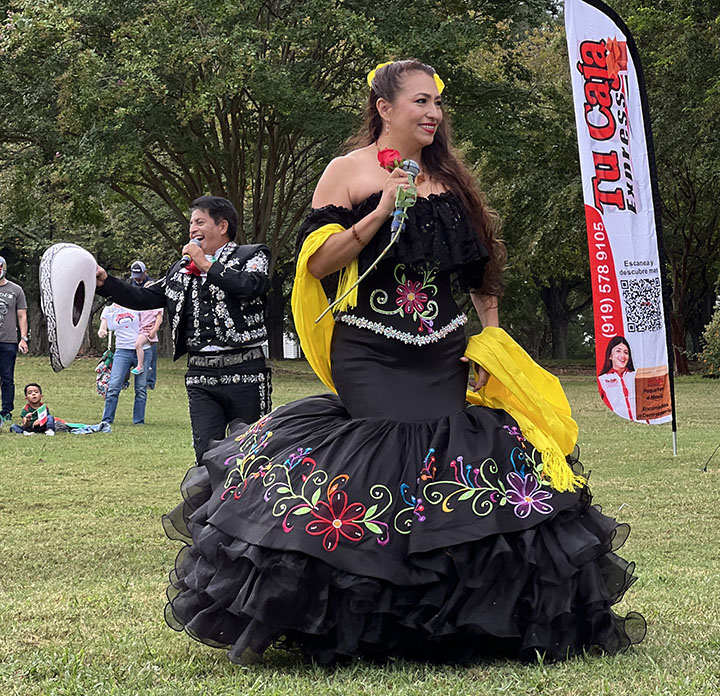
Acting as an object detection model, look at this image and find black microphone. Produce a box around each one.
[180,238,202,268]
[390,159,421,233]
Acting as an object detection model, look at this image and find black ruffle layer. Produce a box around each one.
[295,192,489,290]
[163,397,646,665]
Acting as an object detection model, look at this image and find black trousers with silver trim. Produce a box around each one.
[185,357,271,462]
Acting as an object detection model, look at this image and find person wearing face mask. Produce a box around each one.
[159,60,646,665]
[95,196,271,461]
[0,255,29,429]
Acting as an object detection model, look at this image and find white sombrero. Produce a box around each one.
[39,243,97,372]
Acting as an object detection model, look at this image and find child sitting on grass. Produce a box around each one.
[130,308,163,375]
[11,383,55,436]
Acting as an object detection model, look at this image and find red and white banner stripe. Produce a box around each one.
[565,0,673,424]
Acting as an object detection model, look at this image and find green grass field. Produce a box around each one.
[1,358,719,695]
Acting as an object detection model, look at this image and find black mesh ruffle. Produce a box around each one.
[163,463,646,664]
[162,401,646,665]
[295,192,489,291]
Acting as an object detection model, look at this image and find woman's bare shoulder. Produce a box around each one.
[313,147,384,209]
[325,146,376,174]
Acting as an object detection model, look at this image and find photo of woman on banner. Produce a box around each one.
[598,335,637,420]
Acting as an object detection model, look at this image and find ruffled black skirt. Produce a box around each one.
[163,326,646,663]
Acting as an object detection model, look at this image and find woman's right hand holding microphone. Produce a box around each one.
[375,167,412,219]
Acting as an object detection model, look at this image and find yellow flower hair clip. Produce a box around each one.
[366,61,445,94]
[366,61,394,88]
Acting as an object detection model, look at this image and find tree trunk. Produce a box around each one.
[548,315,569,360]
[670,312,690,375]
[27,297,48,356]
[539,283,571,359]
[669,258,691,375]
[266,270,285,359]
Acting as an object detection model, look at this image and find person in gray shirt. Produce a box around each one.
[0,256,29,428]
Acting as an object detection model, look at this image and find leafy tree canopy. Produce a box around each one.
[0,0,554,267]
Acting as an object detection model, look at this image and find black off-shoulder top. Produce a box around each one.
[295,191,489,291]
[296,191,490,346]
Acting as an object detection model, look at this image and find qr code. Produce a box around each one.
[621,278,663,332]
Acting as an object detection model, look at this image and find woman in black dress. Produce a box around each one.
[164,59,646,664]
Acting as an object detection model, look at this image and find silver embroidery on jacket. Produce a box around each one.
[168,242,269,350]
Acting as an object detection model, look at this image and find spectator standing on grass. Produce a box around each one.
[98,303,149,428]
[0,255,29,430]
[129,260,160,389]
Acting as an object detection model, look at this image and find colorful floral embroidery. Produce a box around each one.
[219,418,556,550]
[235,415,272,449]
[396,279,428,314]
[423,446,554,520]
[394,483,426,534]
[395,449,434,533]
[264,468,393,551]
[283,447,317,478]
[370,264,439,333]
[306,489,366,551]
[503,424,526,446]
[420,448,437,482]
[220,417,274,499]
[221,427,393,551]
[505,472,553,518]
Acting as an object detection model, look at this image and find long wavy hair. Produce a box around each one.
[345,59,506,296]
[599,336,635,375]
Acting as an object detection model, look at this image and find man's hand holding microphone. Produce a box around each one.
[96,238,207,288]
[179,238,207,271]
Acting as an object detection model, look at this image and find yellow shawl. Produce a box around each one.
[291,224,584,492]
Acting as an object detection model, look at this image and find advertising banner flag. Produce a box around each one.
[565,0,674,424]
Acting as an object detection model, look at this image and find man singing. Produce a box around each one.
[95,196,271,460]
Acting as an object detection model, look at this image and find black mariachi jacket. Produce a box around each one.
[97,243,271,360]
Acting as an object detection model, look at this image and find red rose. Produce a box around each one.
[377,148,402,172]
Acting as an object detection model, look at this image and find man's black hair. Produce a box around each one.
[190,196,238,241]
